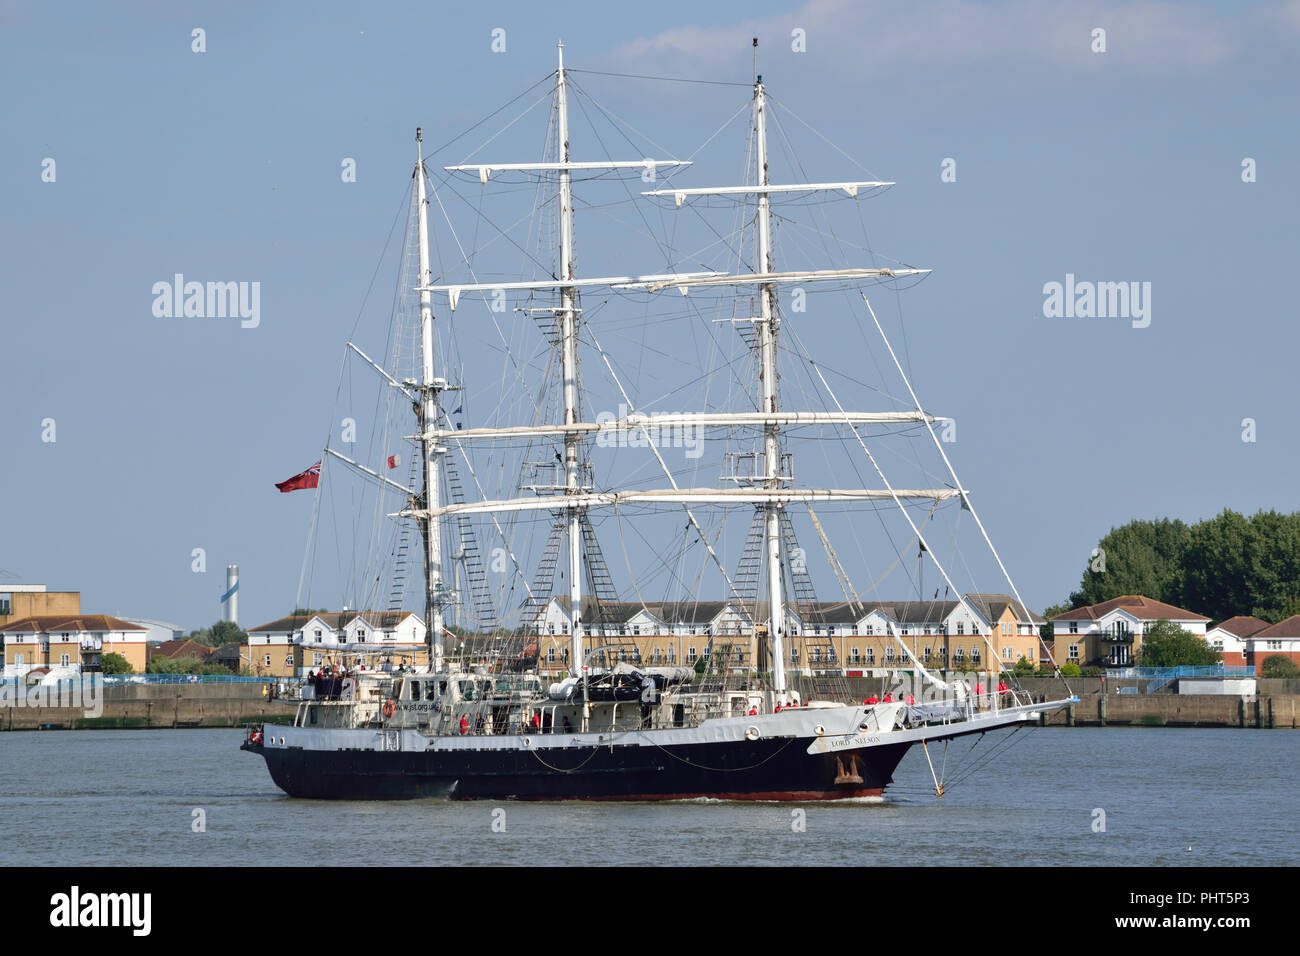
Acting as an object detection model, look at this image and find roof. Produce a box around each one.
[655,601,731,624]
[963,593,1047,625]
[0,614,147,634]
[248,611,418,633]
[1051,595,1209,623]
[151,639,213,660]
[875,601,959,626]
[1253,615,1300,639]
[1208,616,1271,638]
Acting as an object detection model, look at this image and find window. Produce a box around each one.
[653,647,662,664]
[971,648,981,663]
[924,647,932,660]
[812,647,821,663]
[562,648,570,663]
[1003,646,1014,660]
[885,647,895,661]
[313,652,323,666]
[357,628,366,640]
[1069,621,1078,634]
[548,624,555,635]
[264,655,272,667]
[668,646,675,664]
[865,648,875,663]
[1068,644,1079,660]
[60,653,70,666]
[688,647,697,663]
[547,647,555,663]
[865,625,874,636]
[14,654,23,666]
[954,648,965,661]
[790,647,799,663]
[851,647,860,663]
[901,627,909,636]
[828,647,837,662]
[314,629,322,640]
[285,654,293,666]
[1002,623,1012,636]
[957,622,964,635]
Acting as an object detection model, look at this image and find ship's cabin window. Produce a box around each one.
[410,681,422,701]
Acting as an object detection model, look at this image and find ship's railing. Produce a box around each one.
[102,674,299,686]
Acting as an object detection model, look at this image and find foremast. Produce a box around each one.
[415,128,447,669]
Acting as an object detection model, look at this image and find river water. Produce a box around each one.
[1,727,1293,867]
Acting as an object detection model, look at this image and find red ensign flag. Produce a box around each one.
[275,460,321,493]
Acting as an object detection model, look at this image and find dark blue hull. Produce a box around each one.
[244,737,912,801]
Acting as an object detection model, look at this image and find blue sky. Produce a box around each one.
[3,0,1298,631]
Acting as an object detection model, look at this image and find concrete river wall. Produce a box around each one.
[1,683,298,731]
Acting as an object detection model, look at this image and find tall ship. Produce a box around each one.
[244,42,1075,801]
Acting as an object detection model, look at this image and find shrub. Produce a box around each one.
[1261,656,1300,679]
[1060,662,1082,678]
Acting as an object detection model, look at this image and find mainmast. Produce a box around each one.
[556,41,585,674]
[753,59,788,696]
[415,127,447,669]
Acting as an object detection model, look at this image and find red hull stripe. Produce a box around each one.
[501,789,885,802]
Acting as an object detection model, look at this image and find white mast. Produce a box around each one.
[415,127,446,668]
[556,41,585,675]
[753,60,788,696]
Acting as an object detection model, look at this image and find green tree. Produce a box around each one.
[1059,662,1082,678]
[101,653,132,674]
[1074,518,1190,608]
[1137,619,1222,667]
[184,620,248,648]
[1012,655,1035,677]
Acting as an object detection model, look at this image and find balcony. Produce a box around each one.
[1100,629,1135,644]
